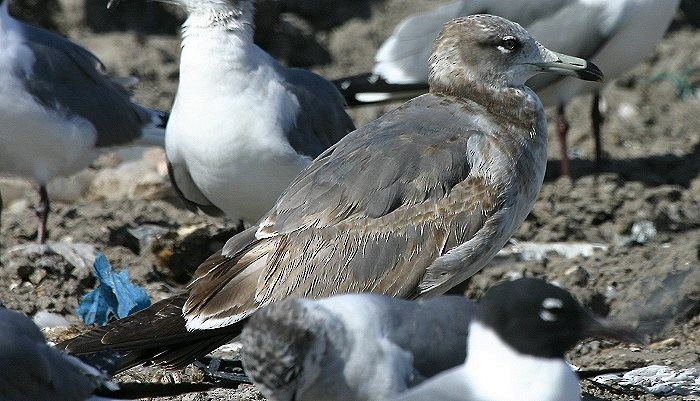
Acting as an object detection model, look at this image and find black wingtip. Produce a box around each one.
[332,73,429,106]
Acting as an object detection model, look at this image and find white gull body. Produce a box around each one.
[165,0,354,222]
[392,321,581,401]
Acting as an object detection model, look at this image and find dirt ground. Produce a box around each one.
[0,1,698,400]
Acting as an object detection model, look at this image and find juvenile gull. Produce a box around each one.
[334,0,679,175]
[157,0,354,221]
[0,0,167,243]
[391,278,641,401]
[240,294,475,401]
[60,15,603,371]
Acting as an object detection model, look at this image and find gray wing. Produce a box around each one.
[258,94,480,235]
[185,94,505,323]
[167,161,225,217]
[16,22,154,147]
[0,309,100,401]
[373,0,576,84]
[387,296,475,378]
[280,67,355,158]
[391,365,474,401]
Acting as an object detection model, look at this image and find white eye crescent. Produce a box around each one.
[542,298,563,309]
[497,36,519,53]
[540,297,563,321]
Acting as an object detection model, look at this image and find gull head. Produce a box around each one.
[429,14,603,93]
[476,278,642,359]
[240,299,331,401]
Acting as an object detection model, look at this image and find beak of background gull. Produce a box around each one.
[531,51,605,83]
[580,308,646,345]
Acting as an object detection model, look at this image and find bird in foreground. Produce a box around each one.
[60,14,603,372]
[148,0,355,222]
[0,305,227,400]
[0,305,118,401]
[0,0,167,244]
[391,278,642,401]
[334,0,680,176]
[240,294,475,401]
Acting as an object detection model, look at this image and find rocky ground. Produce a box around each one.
[1,1,698,400]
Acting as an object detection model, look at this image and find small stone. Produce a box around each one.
[33,311,70,329]
[29,268,47,285]
[564,265,589,286]
[649,338,681,349]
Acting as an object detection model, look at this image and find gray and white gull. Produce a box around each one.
[240,294,475,401]
[391,278,641,401]
[157,0,355,222]
[0,0,167,243]
[60,14,602,372]
[334,0,680,176]
[238,279,639,401]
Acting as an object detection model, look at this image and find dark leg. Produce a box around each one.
[556,103,571,177]
[591,91,603,172]
[36,185,50,244]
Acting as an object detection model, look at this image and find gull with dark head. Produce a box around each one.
[138,0,355,221]
[392,278,642,401]
[239,279,639,401]
[0,0,167,244]
[60,15,603,372]
[240,294,475,401]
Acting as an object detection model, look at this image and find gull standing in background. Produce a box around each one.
[159,0,355,221]
[61,15,603,372]
[392,278,642,401]
[240,294,475,401]
[335,0,680,176]
[0,0,167,244]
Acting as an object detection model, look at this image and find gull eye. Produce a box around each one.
[539,297,563,322]
[500,36,519,51]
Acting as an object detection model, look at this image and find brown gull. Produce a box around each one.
[60,14,603,371]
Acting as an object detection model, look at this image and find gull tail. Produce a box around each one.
[331,72,429,106]
[134,109,169,148]
[59,294,242,373]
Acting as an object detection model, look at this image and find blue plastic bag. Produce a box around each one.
[76,253,151,326]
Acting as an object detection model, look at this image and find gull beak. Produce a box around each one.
[532,51,604,83]
[581,309,646,345]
